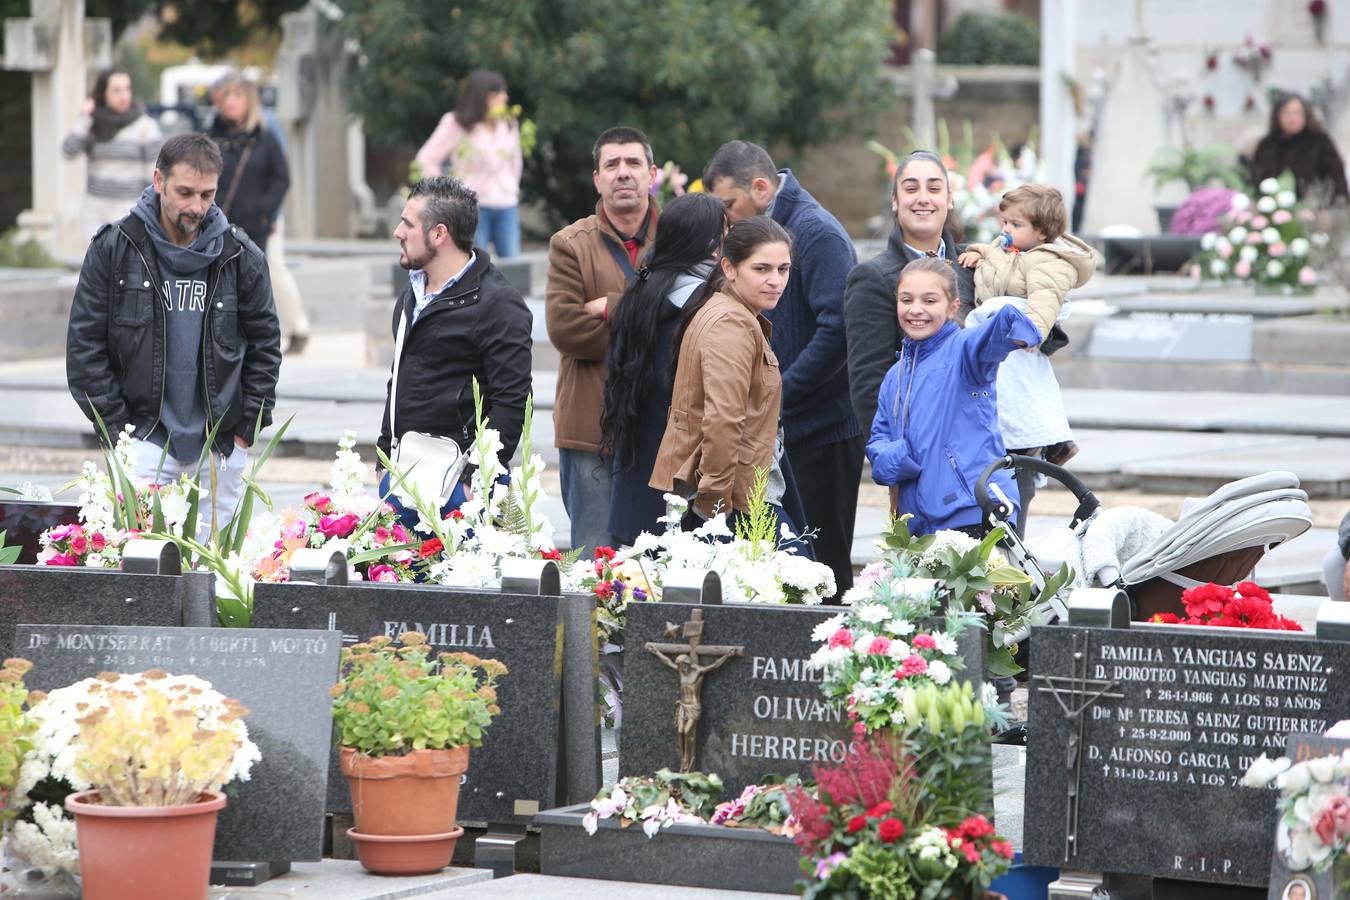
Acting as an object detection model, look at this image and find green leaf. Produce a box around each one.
[986,646,1022,677]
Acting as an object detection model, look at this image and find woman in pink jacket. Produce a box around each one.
[415,70,524,258]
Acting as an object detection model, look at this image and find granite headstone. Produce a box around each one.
[621,602,985,794]
[0,565,181,660]
[15,624,340,864]
[251,580,600,825]
[1025,623,1350,888]
[1087,312,1254,362]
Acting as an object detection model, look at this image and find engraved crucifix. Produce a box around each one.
[645,608,744,773]
[1033,631,1123,864]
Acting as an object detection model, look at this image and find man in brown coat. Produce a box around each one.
[545,126,659,553]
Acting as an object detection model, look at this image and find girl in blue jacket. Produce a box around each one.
[866,257,1042,537]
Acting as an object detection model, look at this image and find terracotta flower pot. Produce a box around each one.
[347,826,464,875]
[65,789,226,900]
[339,745,470,835]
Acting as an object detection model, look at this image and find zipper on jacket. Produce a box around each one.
[199,242,246,461]
[121,226,173,442]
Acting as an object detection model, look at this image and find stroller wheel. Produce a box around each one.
[992,722,1028,746]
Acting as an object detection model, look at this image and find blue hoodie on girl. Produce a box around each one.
[866,305,1041,536]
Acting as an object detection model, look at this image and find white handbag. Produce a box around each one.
[387,303,469,507]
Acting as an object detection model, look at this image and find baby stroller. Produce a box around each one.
[974,456,1314,622]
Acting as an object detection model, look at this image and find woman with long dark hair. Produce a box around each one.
[650,215,809,541]
[415,70,524,258]
[602,193,726,545]
[1249,92,1348,200]
[62,67,162,239]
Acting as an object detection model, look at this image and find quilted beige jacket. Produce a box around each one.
[967,233,1097,337]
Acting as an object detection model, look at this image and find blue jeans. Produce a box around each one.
[475,205,520,259]
[379,471,468,533]
[558,448,613,554]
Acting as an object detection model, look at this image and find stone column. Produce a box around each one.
[276,0,363,238]
[3,0,111,257]
[1039,0,1077,220]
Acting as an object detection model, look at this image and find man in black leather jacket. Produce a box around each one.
[66,133,281,527]
[378,176,532,518]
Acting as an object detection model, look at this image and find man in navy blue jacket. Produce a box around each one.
[705,141,862,593]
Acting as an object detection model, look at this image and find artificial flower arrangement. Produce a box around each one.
[1192,172,1321,293]
[1148,580,1302,630]
[1243,748,1350,877]
[581,768,801,840]
[787,687,1015,900]
[0,657,36,811]
[252,432,418,585]
[35,424,195,568]
[650,160,693,207]
[330,632,508,757]
[808,557,1009,734]
[7,670,259,890]
[382,385,561,588]
[874,515,1071,677]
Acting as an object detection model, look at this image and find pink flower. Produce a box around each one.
[828,628,854,650]
[1269,242,1287,257]
[89,532,107,551]
[367,564,398,583]
[47,523,79,542]
[1246,231,1263,245]
[900,654,928,677]
[282,518,309,540]
[1216,242,1233,259]
[43,552,79,567]
[392,524,410,543]
[318,513,360,539]
[1235,260,1252,278]
[1188,264,1201,280]
[1300,208,1316,222]
[912,633,937,650]
[1314,795,1350,846]
[1272,210,1292,225]
[857,561,888,588]
[374,526,390,543]
[976,590,996,614]
[867,636,892,655]
[1299,266,1317,286]
[1233,209,1251,224]
[304,492,333,514]
[68,534,89,556]
[1250,215,1267,229]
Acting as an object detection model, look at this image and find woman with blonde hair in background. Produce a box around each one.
[208,74,310,354]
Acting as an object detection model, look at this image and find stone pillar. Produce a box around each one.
[1039,0,1077,220]
[3,0,111,257]
[276,0,363,238]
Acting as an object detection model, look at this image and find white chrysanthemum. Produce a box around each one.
[1230,193,1251,211]
[1261,227,1281,244]
[933,633,959,656]
[887,640,911,660]
[1208,259,1227,276]
[811,613,847,642]
[10,802,80,878]
[1239,244,1259,262]
[1289,237,1310,257]
[1228,226,1248,244]
[928,659,953,685]
[886,618,916,636]
[1266,260,1285,278]
[840,584,871,606]
[1276,190,1297,209]
[855,603,890,624]
[1259,178,1280,196]
[1200,232,1217,250]
[1256,196,1277,214]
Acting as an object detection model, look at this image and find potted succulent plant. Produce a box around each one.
[58,670,259,900]
[331,632,508,875]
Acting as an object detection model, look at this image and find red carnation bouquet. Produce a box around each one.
[1149,580,1301,631]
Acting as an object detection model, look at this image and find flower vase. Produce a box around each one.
[65,789,225,900]
[340,745,470,835]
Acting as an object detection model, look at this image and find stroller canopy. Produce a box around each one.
[1119,471,1312,588]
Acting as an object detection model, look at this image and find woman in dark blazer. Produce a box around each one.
[207,74,290,253]
[601,193,726,546]
[843,150,976,435]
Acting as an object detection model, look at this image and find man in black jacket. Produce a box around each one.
[378,176,533,518]
[66,132,281,529]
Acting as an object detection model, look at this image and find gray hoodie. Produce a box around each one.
[130,186,230,462]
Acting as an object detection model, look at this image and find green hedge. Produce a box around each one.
[937,12,1040,67]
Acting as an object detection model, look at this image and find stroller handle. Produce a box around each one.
[975,454,1101,529]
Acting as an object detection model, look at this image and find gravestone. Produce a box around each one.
[0,565,181,660]
[621,602,985,795]
[15,623,340,868]
[1265,734,1350,900]
[251,580,600,825]
[1024,621,1350,889]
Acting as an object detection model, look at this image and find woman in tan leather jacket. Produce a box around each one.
[650,216,800,528]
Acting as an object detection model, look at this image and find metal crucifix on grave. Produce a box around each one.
[1032,630,1124,865]
[644,608,744,774]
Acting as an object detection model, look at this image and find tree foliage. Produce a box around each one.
[337,0,896,225]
